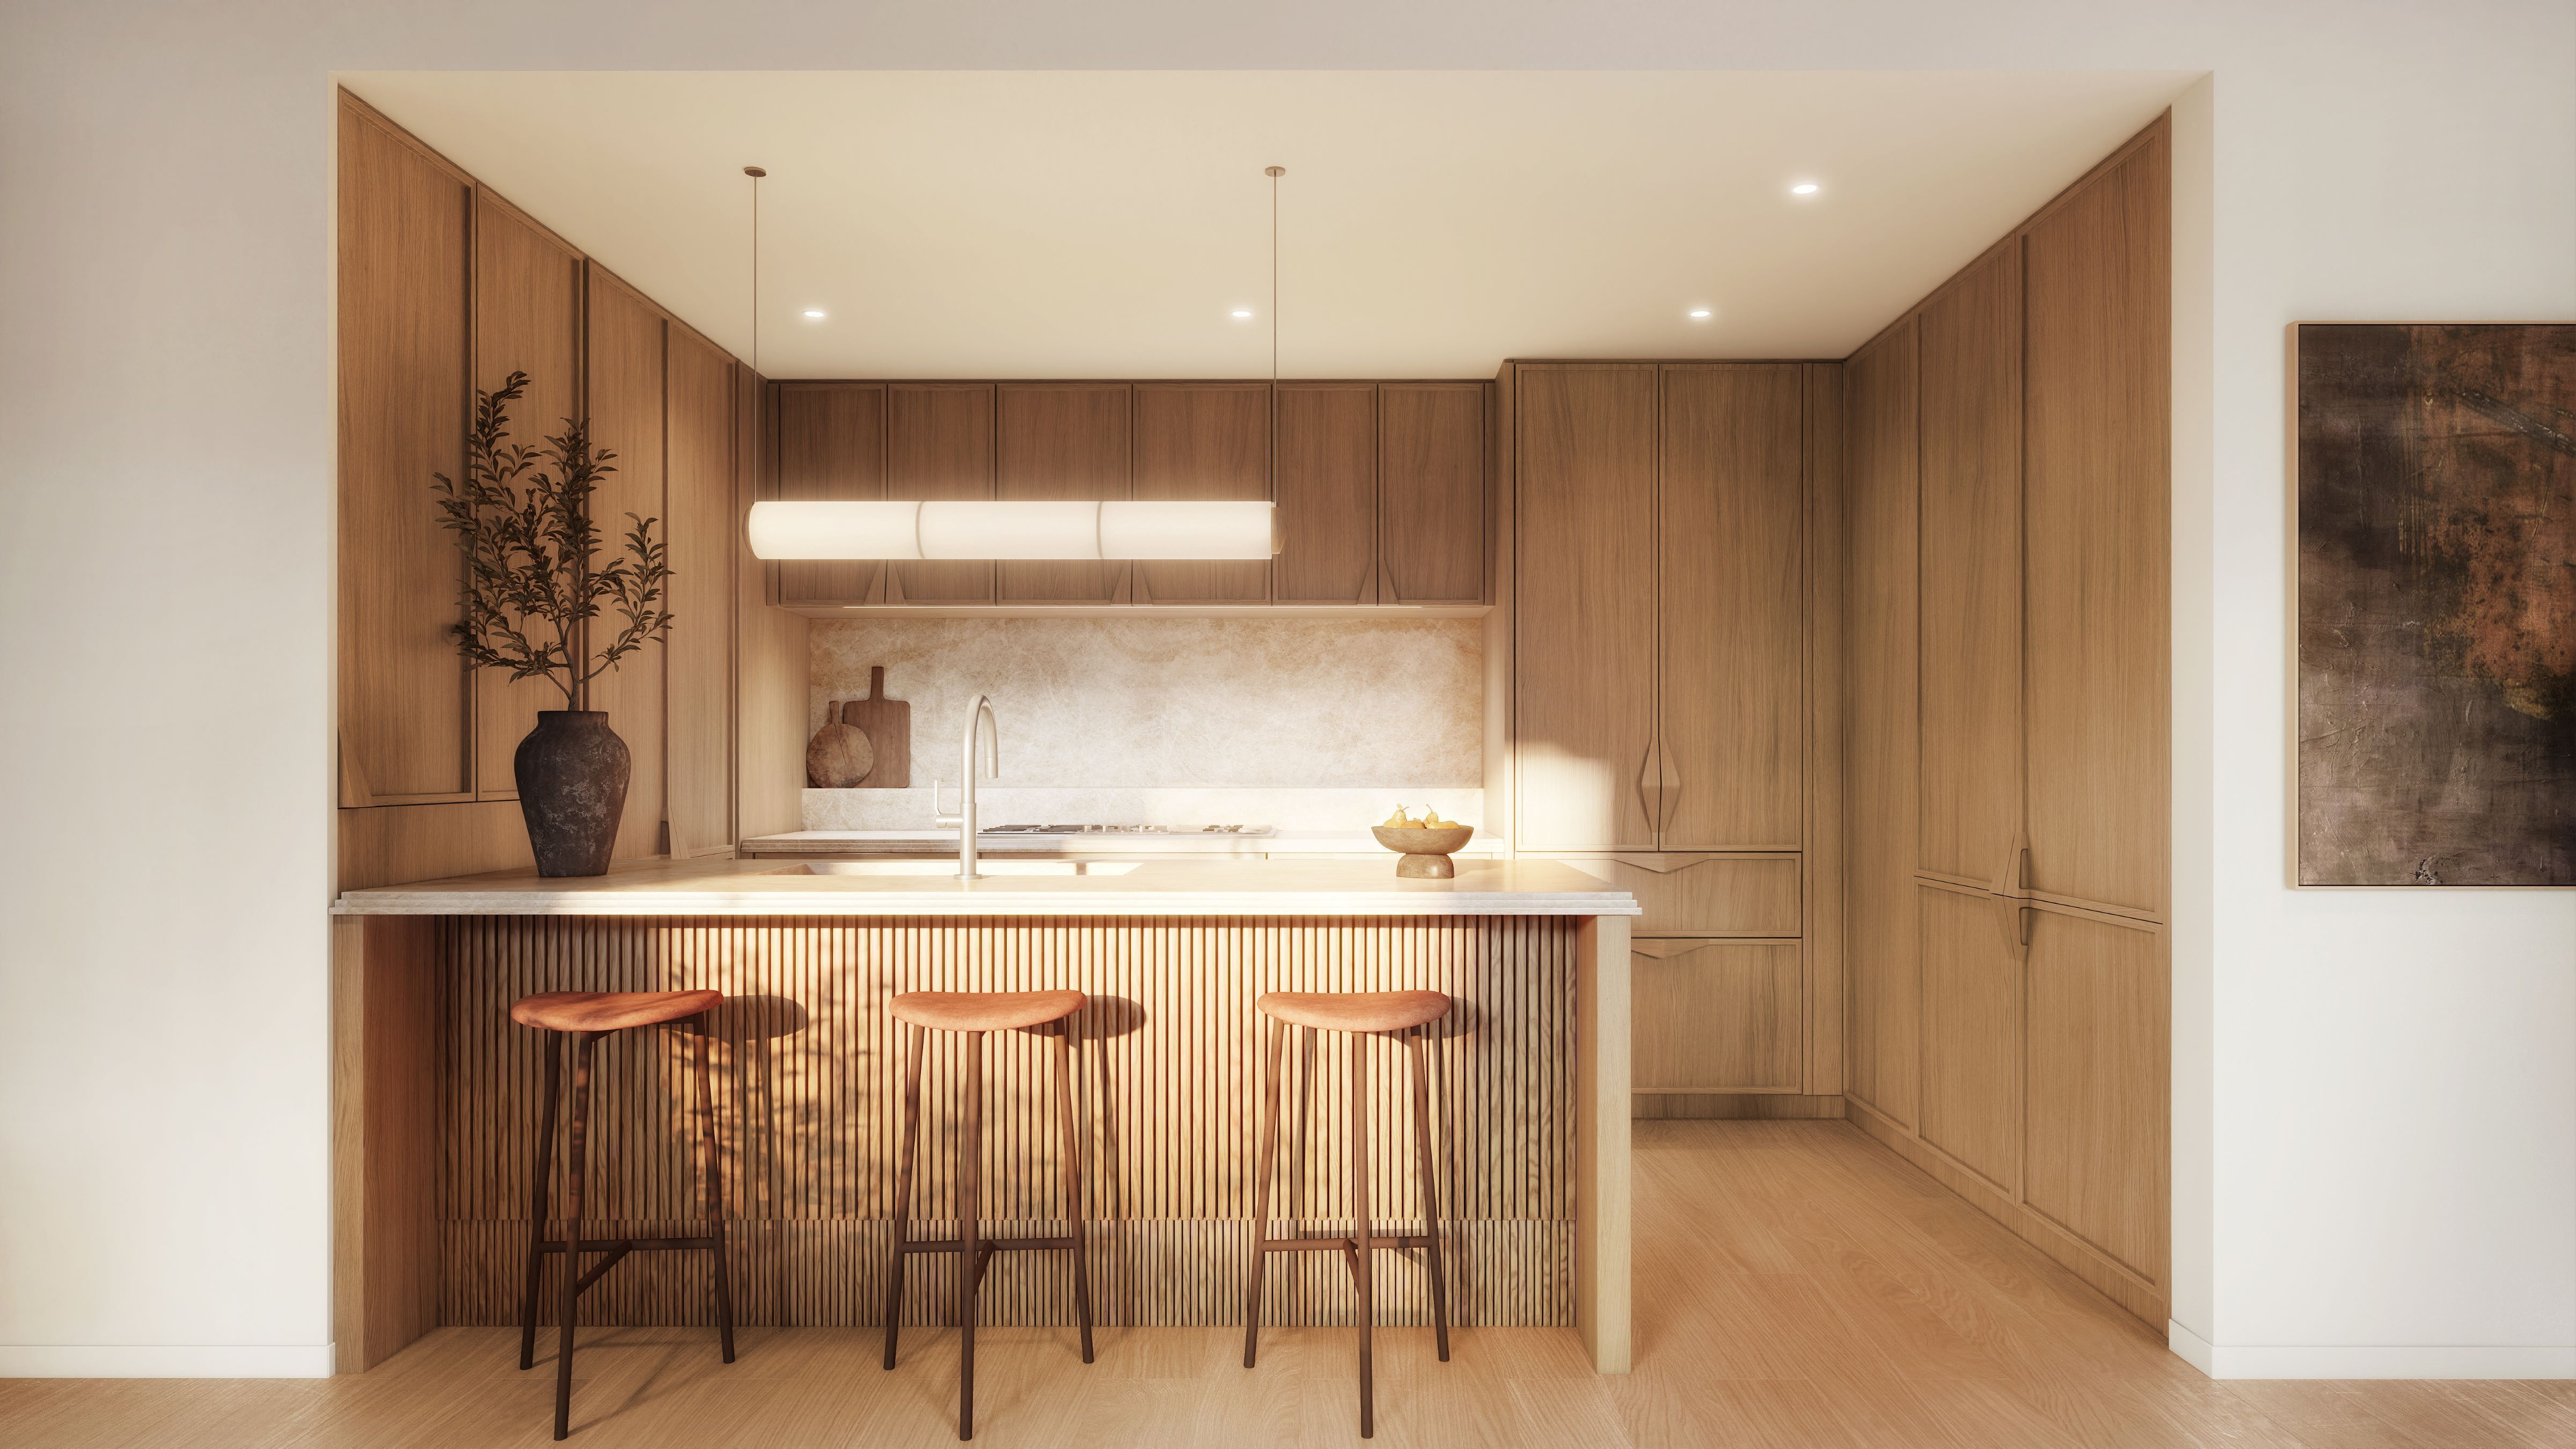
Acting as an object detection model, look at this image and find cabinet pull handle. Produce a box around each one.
[1991,830,2031,897]
[1636,744,1662,833]
[1995,895,2032,962]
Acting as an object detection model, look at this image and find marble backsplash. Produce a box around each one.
[806,616,1484,829]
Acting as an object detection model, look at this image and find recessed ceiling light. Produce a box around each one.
[1687,308,1714,320]
[802,308,826,319]
[1230,308,1254,319]
[1790,182,1820,196]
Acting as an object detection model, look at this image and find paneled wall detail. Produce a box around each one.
[1838,115,2170,1327]
[440,917,1576,1329]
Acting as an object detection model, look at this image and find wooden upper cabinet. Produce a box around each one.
[887,383,994,605]
[1132,383,1270,604]
[582,267,667,862]
[1514,364,1659,852]
[337,98,472,804]
[1657,364,1805,851]
[469,189,583,799]
[1380,383,1486,605]
[665,327,736,857]
[1915,245,2025,886]
[1273,384,1378,605]
[2023,133,2170,918]
[773,384,886,604]
[997,383,1130,604]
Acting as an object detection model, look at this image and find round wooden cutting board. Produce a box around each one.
[806,702,877,788]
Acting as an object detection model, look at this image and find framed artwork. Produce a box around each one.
[2296,323,2576,885]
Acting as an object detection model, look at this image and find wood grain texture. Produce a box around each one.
[2023,126,2170,919]
[470,187,584,798]
[1913,882,2017,1195]
[998,383,1131,604]
[333,914,443,1371]
[1914,243,2024,885]
[1381,383,1487,605]
[773,383,886,605]
[887,383,996,605]
[1631,941,1802,1093]
[1803,364,1847,1097]
[2022,905,2167,1288]
[1631,1093,1845,1119]
[1131,382,1271,604]
[339,800,534,892]
[1533,854,1799,939]
[664,328,736,857]
[436,917,1581,1333]
[1272,383,1379,605]
[582,266,669,861]
[1839,325,1921,1129]
[1572,912,1631,1373]
[337,94,473,804]
[1514,364,1659,853]
[1656,365,1806,851]
[736,367,810,840]
[1482,364,1518,853]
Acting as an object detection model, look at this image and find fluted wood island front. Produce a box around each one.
[330,857,1638,1375]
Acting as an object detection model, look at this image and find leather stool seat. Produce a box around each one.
[1256,990,1451,1034]
[889,989,1085,1033]
[510,990,722,1034]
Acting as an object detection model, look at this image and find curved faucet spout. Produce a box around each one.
[956,696,1001,880]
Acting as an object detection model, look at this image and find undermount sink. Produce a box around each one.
[778,859,1143,877]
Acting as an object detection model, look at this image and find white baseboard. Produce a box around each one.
[0,1343,335,1378]
[2170,1321,2575,1379]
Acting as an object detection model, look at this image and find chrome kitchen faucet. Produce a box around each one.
[932,695,1001,880]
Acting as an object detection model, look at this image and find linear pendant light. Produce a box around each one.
[744,164,1285,564]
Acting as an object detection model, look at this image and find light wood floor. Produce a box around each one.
[7,1122,2572,1447]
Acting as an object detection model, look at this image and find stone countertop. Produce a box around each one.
[736,829,1510,858]
[331,855,1637,918]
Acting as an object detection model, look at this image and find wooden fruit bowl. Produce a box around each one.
[1371,824,1475,879]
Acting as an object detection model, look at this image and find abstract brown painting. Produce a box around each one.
[2297,324,2576,885]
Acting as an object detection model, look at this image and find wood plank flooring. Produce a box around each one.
[7,1122,2572,1448]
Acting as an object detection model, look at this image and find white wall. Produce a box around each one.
[2,0,2568,1378]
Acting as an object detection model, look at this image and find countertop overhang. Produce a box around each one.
[332,855,1638,918]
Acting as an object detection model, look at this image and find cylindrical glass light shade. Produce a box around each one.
[747,499,1279,560]
[745,500,923,559]
[1099,501,1278,559]
[918,501,1102,559]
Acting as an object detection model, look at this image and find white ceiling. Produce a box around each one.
[341,70,2193,380]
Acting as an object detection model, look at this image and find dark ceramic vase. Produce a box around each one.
[514,711,631,877]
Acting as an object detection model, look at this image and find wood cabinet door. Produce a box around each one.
[583,267,668,861]
[1658,364,1806,851]
[887,383,994,604]
[337,99,472,804]
[664,328,736,856]
[997,383,1129,604]
[1916,881,2019,1192]
[470,189,583,799]
[1132,382,1269,603]
[773,383,885,605]
[2022,904,2167,1287]
[1633,940,1803,1092]
[1539,854,1801,938]
[1514,364,1660,851]
[2023,134,2170,918]
[1915,244,2024,888]
[1380,383,1485,605]
[1842,324,1921,1128]
[1273,383,1377,604]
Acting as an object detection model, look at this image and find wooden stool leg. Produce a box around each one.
[693,1014,736,1364]
[1242,1015,1284,1368]
[883,1023,924,1371]
[1051,1020,1094,1364]
[1351,1031,1374,1439]
[553,1030,594,1441]
[960,1029,984,1441]
[518,1030,563,1371]
[1408,1029,1450,1363]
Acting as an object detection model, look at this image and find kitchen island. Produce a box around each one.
[330,857,1637,1375]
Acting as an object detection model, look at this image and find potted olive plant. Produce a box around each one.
[433,372,673,876]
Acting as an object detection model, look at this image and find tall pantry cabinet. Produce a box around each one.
[1841,116,2170,1326]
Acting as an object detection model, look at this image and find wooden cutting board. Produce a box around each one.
[805,701,876,788]
[839,667,911,788]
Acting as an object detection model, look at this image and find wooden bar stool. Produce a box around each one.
[510,989,736,1441]
[882,989,1094,1441]
[1242,989,1453,1439]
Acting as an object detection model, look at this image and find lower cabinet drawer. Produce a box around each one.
[1536,853,1801,936]
[1632,939,1804,1092]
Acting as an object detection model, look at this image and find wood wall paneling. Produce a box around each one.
[1913,882,2018,1193]
[1272,383,1379,604]
[1632,940,1803,1092]
[337,98,473,803]
[736,367,810,839]
[1840,325,1922,1128]
[1380,383,1487,605]
[2023,132,2171,919]
[773,383,886,605]
[997,383,1131,604]
[1914,245,2025,886]
[664,328,736,856]
[1657,364,1806,851]
[1514,364,1660,852]
[1482,365,1517,852]
[2021,905,2168,1286]
[1131,382,1271,603]
[332,914,442,1371]
[885,383,996,604]
[469,188,584,798]
[581,267,669,860]
[1803,363,1848,1095]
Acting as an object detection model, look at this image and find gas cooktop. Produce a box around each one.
[983,824,1275,836]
